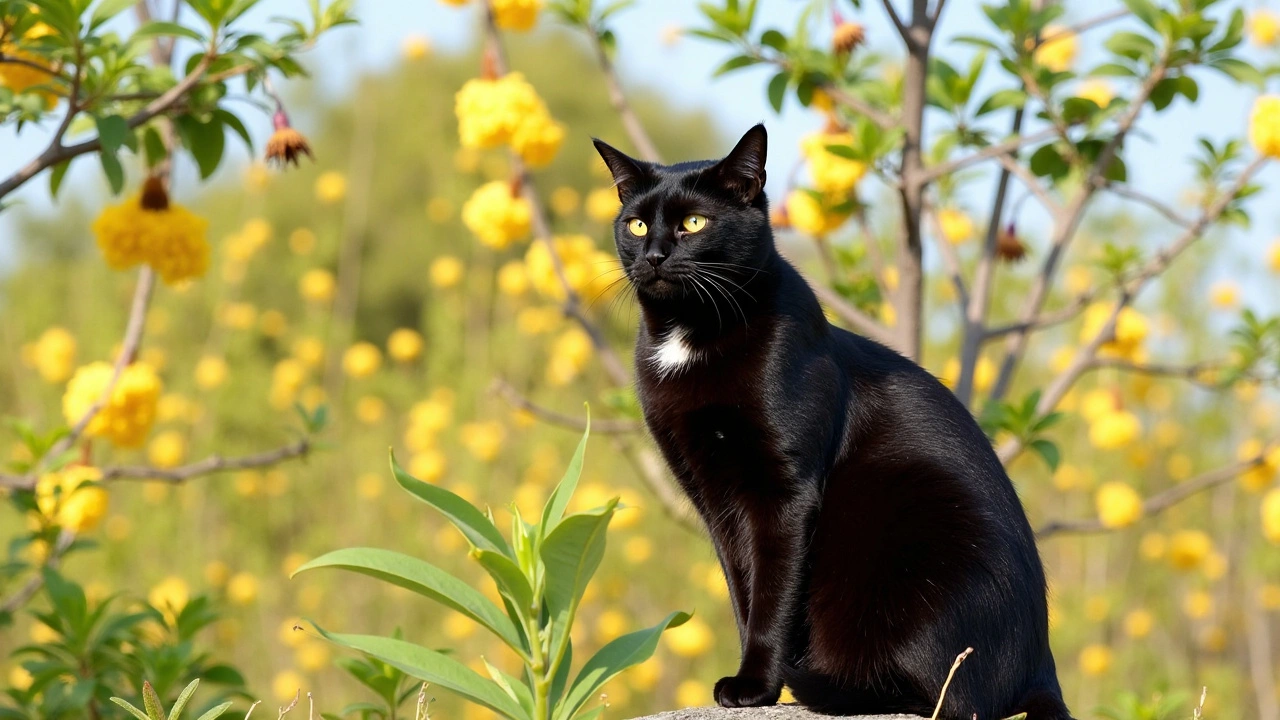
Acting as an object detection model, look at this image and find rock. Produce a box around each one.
[630,705,925,720]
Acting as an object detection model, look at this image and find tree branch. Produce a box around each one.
[809,280,900,349]
[995,152,1061,215]
[1035,9,1131,48]
[1104,181,1193,228]
[588,27,661,163]
[490,379,644,435]
[919,127,1057,184]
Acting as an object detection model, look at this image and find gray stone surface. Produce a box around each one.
[630,704,925,720]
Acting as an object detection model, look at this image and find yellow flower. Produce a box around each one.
[1033,25,1077,72]
[292,337,326,369]
[1259,584,1280,611]
[1249,9,1280,47]
[29,621,60,644]
[1250,95,1280,158]
[785,190,849,237]
[1263,488,1280,543]
[460,421,505,462]
[524,235,618,302]
[1168,529,1212,570]
[549,186,580,217]
[342,342,382,379]
[1080,303,1148,359]
[270,358,308,410]
[517,306,563,335]
[1269,241,1280,274]
[1089,410,1141,450]
[1183,590,1213,620]
[430,256,464,288]
[456,73,550,148]
[295,640,331,672]
[800,132,866,196]
[205,560,231,587]
[1077,644,1111,677]
[547,327,593,386]
[409,449,448,482]
[675,679,711,708]
[1123,609,1154,639]
[299,268,336,304]
[938,357,996,392]
[8,666,33,691]
[147,430,186,469]
[218,301,257,329]
[496,260,530,297]
[272,670,305,702]
[93,193,210,285]
[937,208,975,244]
[513,112,566,167]
[491,0,542,30]
[1209,281,1239,309]
[1075,79,1114,108]
[665,616,714,657]
[149,576,190,622]
[314,171,347,204]
[402,34,431,60]
[34,466,107,532]
[62,362,162,448]
[623,536,652,565]
[1084,595,1110,622]
[357,472,384,500]
[1095,482,1143,528]
[386,328,424,363]
[462,181,532,249]
[355,396,386,424]
[586,187,621,223]
[25,327,77,383]
[289,228,317,256]
[1238,439,1279,492]
[0,22,59,107]
[226,572,258,606]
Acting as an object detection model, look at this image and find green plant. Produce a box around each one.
[330,635,426,720]
[1096,690,1190,720]
[295,421,689,720]
[110,679,231,720]
[1,570,245,720]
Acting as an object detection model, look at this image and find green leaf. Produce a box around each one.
[192,703,233,720]
[1210,58,1265,89]
[312,628,529,720]
[95,115,129,154]
[110,699,151,720]
[541,415,589,533]
[49,159,70,199]
[294,548,526,655]
[766,72,788,113]
[759,29,787,52]
[1028,144,1067,180]
[99,148,125,194]
[474,550,534,616]
[176,115,225,180]
[481,657,534,717]
[391,452,514,558]
[713,55,759,77]
[168,679,200,720]
[555,611,691,720]
[143,681,166,720]
[542,502,616,669]
[976,88,1027,116]
[1028,439,1061,472]
[132,21,206,42]
[89,0,137,30]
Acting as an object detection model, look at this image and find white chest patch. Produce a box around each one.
[650,326,698,378]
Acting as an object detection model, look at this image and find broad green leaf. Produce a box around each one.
[132,21,206,42]
[766,72,788,113]
[99,148,125,194]
[313,628,529,720]
[713,55,759,77]
[1028,439,1060,472]
[976,88,1027,116]
[541,415,590,532]
[295,548,526,655]
[392,452,513,558]
[556,611,690,720]
[168,679,200,720]
[474,549,534,615]
[176,115,225,180]
[95,115,128,153]
[110,699,150,720]
[481,657,534,717]
[542,502,616,668]
[192,703,233,720]
[142,682,166,720]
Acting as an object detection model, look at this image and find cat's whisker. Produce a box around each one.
[699,268,757,303]
[687,273,723,332]
[696,270,747,327]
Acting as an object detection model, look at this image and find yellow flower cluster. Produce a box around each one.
[1080,303,1148,360]
[547,327,593,386]
[1237,439,1280,492]
[404,390,455,482]
[1075,79,1115,108]
[1250,95,1280,159]
[461,181,533,249]
[784,190,850,237]
[315,171,348,204]
[937,208,975,245]
[491,0,543,30]
[431,256,465,288]
[524,235,621,302]
[455,73,564,167]
[460,421,505,462]
[92,194,210,285]
[387,328,424,363]
[62,362,162,448]
[1264,488,1280,544]
[1095,482,1143,528]
[586,187,622,223]
[23,326,77,383]
[938,357,996,393]
[299,268,336,304]
[148,576,189,624]
[800,132,866,196]
[1089,408,1141,450]
[34,466,107,532]
[1167,529,1212,570]
[1033,25,1077,72]
[1250,9,1279,47]
[0,22,58,107]
[343,342,382,379]
[1077,644,1111,677]
[269,358,308,410]
[148,430,187,468]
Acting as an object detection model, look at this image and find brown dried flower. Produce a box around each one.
[997,222,1027,263]
[139,175,169,211]
[833,21,866,55]
[265,110,313,167]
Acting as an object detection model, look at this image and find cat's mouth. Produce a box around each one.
[628,263,683,297]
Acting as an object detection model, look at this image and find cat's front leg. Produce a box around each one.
[713,488,819,709]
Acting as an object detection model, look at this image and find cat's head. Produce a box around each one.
[592,124,773,305]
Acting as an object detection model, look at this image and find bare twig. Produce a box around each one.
[279,689,300,719]
[984,295,1089,338]
[1035,9,1131,48]
[920,127,1057,184]
[809,280,900,349]
[588,28,661,163]
[995,152,1061,215]
[880,0,911,44]
[930,647,974,720]
[820,83,897,131]
[490,379,643,434]
[1104,182,1193,228]
[244,701,263,720]
[1037,455,1265,537]
[1089,357,1226,385]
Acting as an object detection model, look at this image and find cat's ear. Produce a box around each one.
[593,139,648,202]
[715,123,768,204]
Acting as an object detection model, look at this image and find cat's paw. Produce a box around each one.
[713,675,781,708]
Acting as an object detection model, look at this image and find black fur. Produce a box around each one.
[594,125,1072,720]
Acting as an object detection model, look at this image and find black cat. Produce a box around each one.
[593,125,1072,720]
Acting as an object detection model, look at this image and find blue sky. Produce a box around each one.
[2,0,1278,307]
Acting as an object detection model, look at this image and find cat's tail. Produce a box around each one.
[1013,687,1076,720]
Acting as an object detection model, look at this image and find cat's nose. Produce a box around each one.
[645,249,668,268]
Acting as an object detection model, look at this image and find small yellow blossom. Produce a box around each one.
[26,327,77,383]
[1263,488,1280,543]
[1075,79,1114,108]
[272,670,305,702]
[0,22,59,106]
[800,132,866,196]
[387,328,424,363]
[430,256,464,288]
[547,326,593,386]
[491,0,542,30]
[299,269,336,304]
[549,186,580,216]
[289,228,317,256]
[1250,9,1280,47]
[295,640,331,672]
[1095,482,1143,528]
[785,190,849,237]
[586,187,621,223]
[513,112,566,167]
[1123,608,1154,639]
[1033,25,1077,72]
[462,181,532,249]
[226,572,259,606]
[8,666,33,691]
[623,536,652,564]
[149,576,190,622]
[205,561,231,588]
[93,193,210,284]
[355,396,386,425]
[342,342,382,379]
[292,337,326,369]
[675,679,710,708]
[937,208,975,244]
[1269,241,1280,274]
[357,472,384,500]
[1077,644,1111,676]
[1250,95,1280,158]
[455,73,552,148]
[1183,590,1213,620]
[402,34,431,60]
[1209,281,1240,309]
[1081,303,1148,359]
[665,616,714,657]
[147,430,187,469]
[1168,529,1212,570]
[460,421,506,462]
[62,362,162,448]
[34,466,107,532]
[1089,410,1141,450]
[314,171,347,204]
[409,449,448,483]
[497,260,530,297]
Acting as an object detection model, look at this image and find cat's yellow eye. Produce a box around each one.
[628,218,648,236]
[682,214,708,233]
